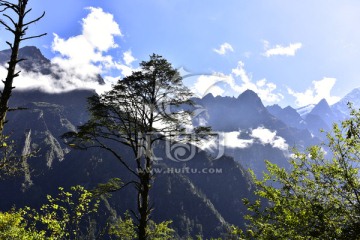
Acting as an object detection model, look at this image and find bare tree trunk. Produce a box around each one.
[0,0,46,133]
[137,155,152,240]
[138,173,150,240]
[0,27,22,132]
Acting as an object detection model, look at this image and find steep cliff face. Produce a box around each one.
[0,46,51,75]
[194,90,281,131]
[1,89,256,239]
[3,46,356,238]
[193,90,317,177]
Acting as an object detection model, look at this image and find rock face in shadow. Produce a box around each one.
[2,45,358,238]
[1,89,256,239]
[193,90,317,177]
[0,46,52,75]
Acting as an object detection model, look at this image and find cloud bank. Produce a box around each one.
[263,41,302,57]
[250,127,288,151]
[7,7,138,94]
[222,131,254,149]
[213,42,234,55]
[204,127,288,151]
[192,61,283,104]
[51,7,122,80]
[288,77,340,106]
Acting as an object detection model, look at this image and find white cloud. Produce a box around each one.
[3,65,112,93]
[197,128,287,152]
[213,42,234,55]
[197,131,253,154]
[192,61,283,104]
[114,62,139,77]
[288,77,341,106]
[192,74,228,97]
[51,7,122,81]
[222,131,254,149]
[263,41,302,57]
[82,7,122,51]
[31,7,140,94]
[250,127,288,151]
[2,7,142,95]
[123,50,137,66]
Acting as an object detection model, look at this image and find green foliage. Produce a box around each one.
[0,208,45,240]
[146,220,175,240]
[0,134,22,179]
[0,185,99,240]
[91,178,123,197]
[32,185,99,239]
[237,105,360,240]
[108,212,137,240]
[109,213,175,240]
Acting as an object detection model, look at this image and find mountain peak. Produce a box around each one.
[309,98,337,128]
[266,104,283,115]
[237,89,264,108]
[0,45,51,74]
[18,46,50,63]
[19,46,43,56]
[0,46,47,62]
[317,98,329,106]
[311,98,331,114]
[332,87,360,109]
[283,106,298,114]
[238,89,258,99]
[331,87,360,120]
[202,92,215,100]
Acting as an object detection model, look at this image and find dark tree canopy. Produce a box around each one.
[64,54,208,240]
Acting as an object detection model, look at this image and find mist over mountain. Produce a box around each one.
[0,46,106,93]
[2,86,261,238]
[0,47,257,238]
[0,46,358,238]
[193,90,319,176]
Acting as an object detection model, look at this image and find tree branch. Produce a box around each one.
[23,11,45,26]
[21,32,47,41]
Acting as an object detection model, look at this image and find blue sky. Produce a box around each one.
[1,0,360,107]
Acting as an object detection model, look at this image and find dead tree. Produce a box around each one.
[0,0,46,133]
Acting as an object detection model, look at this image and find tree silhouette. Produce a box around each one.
[64,54,209,240]
[0,0,46,133]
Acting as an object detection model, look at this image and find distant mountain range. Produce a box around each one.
[269,91,359,137]
[3,88,259,238]
[0,46,359,238]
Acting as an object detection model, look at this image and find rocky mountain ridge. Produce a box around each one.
[1,46,359,238]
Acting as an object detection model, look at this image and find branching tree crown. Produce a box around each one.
[64,54,208,240]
